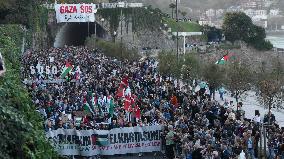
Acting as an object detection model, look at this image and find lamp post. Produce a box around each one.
[113,31,117,43]
[176,0,179,64]
[101,18,105,28]
[120,8,123,60]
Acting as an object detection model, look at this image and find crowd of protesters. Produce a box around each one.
[21,46,284,159]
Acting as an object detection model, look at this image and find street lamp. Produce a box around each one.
[113,31,117,43]
[175,0,179,65]
[101,18,105,27]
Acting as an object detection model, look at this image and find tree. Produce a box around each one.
[245,25,273,50]
[226,61,253,105]
[181,53,201,83]
[222,12,253,44]
[158,51,181,78]
[158,51,203,80]
[181,11,187,19]
[203,64,225,89]
[0,0,34,27]
[169,3,176,19]
[222,12,272,50]
[257,58,284,112]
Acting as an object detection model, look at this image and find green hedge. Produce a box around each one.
[86,36,140,61]
[0,25,59,159]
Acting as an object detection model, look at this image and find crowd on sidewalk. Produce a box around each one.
[21,46,284,159]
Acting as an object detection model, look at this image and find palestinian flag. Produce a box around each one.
[215,53,235,65]
[91,134,109,146]
[109,98,115,117]
[61,62,73,78]
[83,101,94,115]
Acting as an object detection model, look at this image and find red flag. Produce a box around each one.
[116,87,124,98]
[83,115,89,124]
[121,76,129,87]
[66,61,72,67]
[124,96,131,111]
[135,105,141,119]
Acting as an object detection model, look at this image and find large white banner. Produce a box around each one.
[55,4,97,23]
[46,126,162,156]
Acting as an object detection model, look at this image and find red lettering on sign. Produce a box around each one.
[60,5,78,13]
[80,5,93,13]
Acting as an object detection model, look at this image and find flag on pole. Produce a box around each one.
[215,53,234,65]
[83,101,94,115]
[135,105,141,120]
[61,62,73,78]
[124,96,131,111]
[109,98,115,117]
[116,86,125,98]
[121,76,129,87]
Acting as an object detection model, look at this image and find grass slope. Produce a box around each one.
[163,18,202,32]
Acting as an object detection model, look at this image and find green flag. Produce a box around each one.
[109,98,115,117]
[83,102,91,112]
[83,102,94,115]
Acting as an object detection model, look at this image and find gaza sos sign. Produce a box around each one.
[59,5,94,14]
[55,4,97,23]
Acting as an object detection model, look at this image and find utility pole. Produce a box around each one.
[259,123,262,158]
[263,124,267,158]
[94,22,97,47]
[88,21,90,37]
[176,0,179,64]
[120,8,123,61]
[94,13,97,48]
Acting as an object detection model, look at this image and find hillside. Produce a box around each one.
[135,0,236,10]
[163,18,202,32]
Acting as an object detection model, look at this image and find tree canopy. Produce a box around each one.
[0,25,59,159]
[222,12,273,51]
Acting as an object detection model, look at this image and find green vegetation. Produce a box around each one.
[219,43,241,50]
[222,12,273,51]
[98,7,163,34]
[163,18,202,32]
[85,36,140,61]
[158,51,201,80]
[0,0,49,30]
[157,50,283,107]
[257,58,284,111]
[0,25,59,158]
